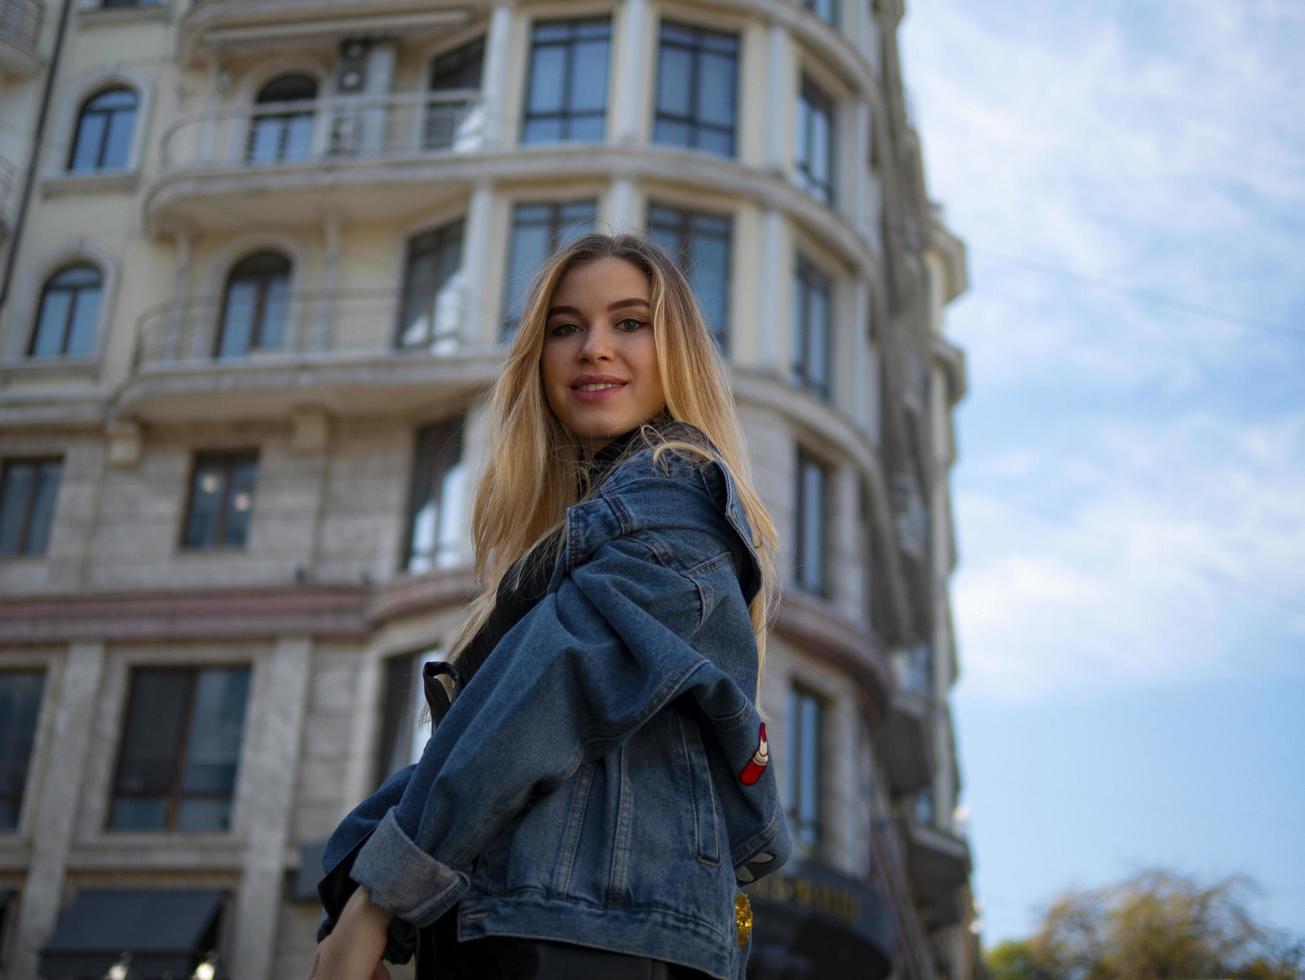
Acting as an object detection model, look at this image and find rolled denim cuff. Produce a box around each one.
[350,808,470,929]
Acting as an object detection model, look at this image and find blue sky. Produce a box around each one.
[898,0,1305,945]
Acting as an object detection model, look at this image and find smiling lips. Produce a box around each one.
[570,375,629,402]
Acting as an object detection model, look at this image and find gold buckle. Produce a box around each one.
[735,892,753,950]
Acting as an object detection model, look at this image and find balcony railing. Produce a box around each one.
[158,91,486,176]
[132,288,478,370]
[0,0,42,52]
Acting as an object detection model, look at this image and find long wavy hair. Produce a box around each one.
[447,233,780,700]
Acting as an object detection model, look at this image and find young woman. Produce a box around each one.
[310,234,791,980]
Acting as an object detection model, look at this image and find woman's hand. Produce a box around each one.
[306,887,394,980]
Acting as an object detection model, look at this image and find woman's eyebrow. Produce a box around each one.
[546,298,650,318]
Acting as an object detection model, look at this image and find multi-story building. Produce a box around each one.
[0,0,976,976]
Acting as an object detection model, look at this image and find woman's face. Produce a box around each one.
[541,256,667,453]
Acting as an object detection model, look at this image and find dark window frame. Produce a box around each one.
[0,457,62,557]
[520,17,612,144]
[796,76,836,205]
[67,86,138,173]
[653,20,739,157]
[214,251,292,359]
[786,683,826,857]
[792,253,833,400]
[403,417,465,572]
[0,669,46,831]
[396,219,466,351]
[179,450,259,551]
[107,665,251,832]
[502,199,598,337]
[794,447,830,596]
[247,74,318,165]
[426,37,485,150]
[647,201,733,352]
[374,647,441,787]
[28,264,101,359]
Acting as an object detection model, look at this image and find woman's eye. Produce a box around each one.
[549,322,580,336]
[616,318,646,332]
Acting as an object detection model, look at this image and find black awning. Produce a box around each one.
[745,859,896,980]
[39,888,224,979]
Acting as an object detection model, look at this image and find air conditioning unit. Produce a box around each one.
[337,39,372,93]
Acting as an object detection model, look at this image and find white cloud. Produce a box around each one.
[953,411,1305,701]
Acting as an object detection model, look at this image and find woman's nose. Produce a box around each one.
[578,324,614,361]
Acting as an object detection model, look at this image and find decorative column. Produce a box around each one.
[612,0,650,144]
[851,279,872,431]
[164,226,192,363]
[480,2,514,149]
[461,182,495,346]
[764,22,793,171]
[230,637,312,980]
[10,643,107,980]
[312,214,341,354]
[606,177,638,234]
[755,209,787,373]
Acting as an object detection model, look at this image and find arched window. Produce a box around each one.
[68,87,138,173]
[29,264,102,358]
[214,252,291,359]
[425,37,484,150]
[247,75,318,164]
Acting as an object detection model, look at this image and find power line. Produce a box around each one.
[970,246,1305,346]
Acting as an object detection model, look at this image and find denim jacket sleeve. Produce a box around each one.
[348,451,792,930]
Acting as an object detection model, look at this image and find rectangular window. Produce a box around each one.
[108,666,251,832]
[786,684,824,856]
[794,449,829,596]
[0,458,61,557]
[521,18,611,144]
[0,670,46,831]
[503,199,598,336]
[796,76,835,204]
[181,451,258,551]
[397,220,465,352]
[375,649,438,786]
[792,254,832,399]
[801,0,839,27]
[404,419,466,573]
[647,202,732,351]
[653,21,739,157]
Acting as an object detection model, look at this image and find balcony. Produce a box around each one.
[900,814,972,926]
[0,0,43,78]
[146,91,489,231]
[116,290,502,423]
[179,0,466,61]
[883,689,932,793]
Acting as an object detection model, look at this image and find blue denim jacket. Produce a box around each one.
[319,441,792,980]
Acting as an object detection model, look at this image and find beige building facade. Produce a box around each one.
[0,0,977,976]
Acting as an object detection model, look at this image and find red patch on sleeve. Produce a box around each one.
[738,722,769,785]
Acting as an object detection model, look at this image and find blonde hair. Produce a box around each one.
[449,233,780,701]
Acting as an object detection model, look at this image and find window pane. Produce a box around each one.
[0,465,34,554]
[182,460,225,548]
[70,113,107,172]
[101,107,135,169]
[24,462,61,555]
[66,285,101,356]
[259,277,289,349]
[31,290,71,357]
[697,53,735,128]
[504,221,549,325]
[522,117,562,143]
[109,797,168,830]
[801,462,824,592]
[284,113,315,161]
[566,114,604,141]
[434,460,467,568]
[527,45,566,114]
[222,458,258,547]
[799,694,820,834]
[656,46,692,118]
[569,39,609,114]
[692,232,730,340]
[218,281,256,359]
[247,118,282,164]
[111,670,191,828]
[176,798,233,831]
[810,282,830,389]
[180,668,250,798]
[0,671,45,831]
[557,201,597,243]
